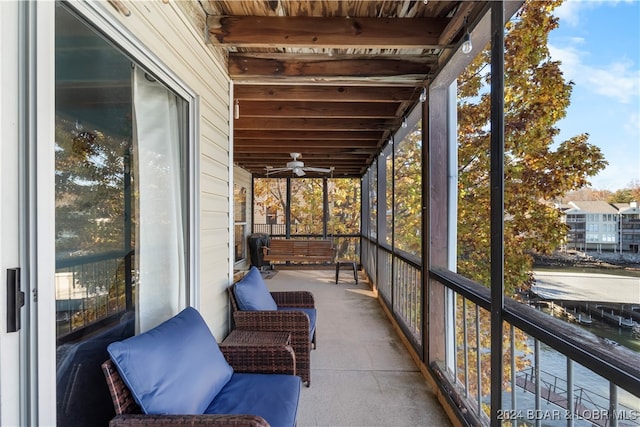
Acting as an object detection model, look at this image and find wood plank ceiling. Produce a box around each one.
[199,0,490,178]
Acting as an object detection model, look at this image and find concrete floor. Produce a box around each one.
[265,268,452,427]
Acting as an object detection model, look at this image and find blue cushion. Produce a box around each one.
[205,373,301,427]
[279,307,317,340]
[234,267,278,311]
[107,307,233,415]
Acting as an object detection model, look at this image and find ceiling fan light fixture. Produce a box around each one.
[293,167,305,176]
[286,160,304,169]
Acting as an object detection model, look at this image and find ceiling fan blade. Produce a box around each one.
[303,166,334,173]
[265,167,291,176]
[264,153,331,177]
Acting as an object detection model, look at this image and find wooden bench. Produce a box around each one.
[263,239,335,265]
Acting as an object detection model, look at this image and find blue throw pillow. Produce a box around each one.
[234,266,278,311]
[107,307,233,415]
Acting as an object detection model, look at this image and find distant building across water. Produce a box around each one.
[557,200,640,253]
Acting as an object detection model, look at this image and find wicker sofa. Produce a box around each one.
[102,307,301,427]
[229,266,317,386]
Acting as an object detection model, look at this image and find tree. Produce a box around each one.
[455,0,608,405]
[253,178,288,231]
[55,117,130,257]
[253,177,360,250]
[457,0,607,295]
[561,187,612,203]
[630,181,640,203]
[394,123,422,256]
[608,182,640,203]
[328,178,361,258]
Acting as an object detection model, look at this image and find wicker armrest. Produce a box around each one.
[233,310,310,333]
[109,414,269,427]
[271,291,315,308]
[221,344,296,376]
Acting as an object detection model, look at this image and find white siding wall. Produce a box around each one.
[106,1,232,338]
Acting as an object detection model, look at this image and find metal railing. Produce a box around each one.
[253,224,362,262]
[515,365,638,424]
[253,223,288,235]
[393,253,422,345]
[360,237,640,426]
[363,237,423,351]
[55,251,133,341]
[432,268,640,427]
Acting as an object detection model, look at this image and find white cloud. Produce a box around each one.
[624,111,640,137]
[548,44,582,76]
[551,0,639,190]
[568,36,586,45]
[555,0,588,27]
[549,44,639,104]
[587,63,640,103]
[555,0,636,27]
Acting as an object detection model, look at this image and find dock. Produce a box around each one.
[531,271,639,330]
[515,367,637,427]
[588,305,635,328]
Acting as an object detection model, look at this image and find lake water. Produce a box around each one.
[532,267,640,353]
[503,267,640,426]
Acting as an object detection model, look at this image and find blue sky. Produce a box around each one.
[547,0,639,191]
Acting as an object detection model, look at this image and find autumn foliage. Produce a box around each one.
[456,0,607,295]
[455,0,608,405]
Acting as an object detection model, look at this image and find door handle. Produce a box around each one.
[6,268,24,333]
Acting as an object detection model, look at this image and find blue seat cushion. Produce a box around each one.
[107,307,233,415]
[206,373,301,427]
[234,266,278,311]
[278,307,316,339]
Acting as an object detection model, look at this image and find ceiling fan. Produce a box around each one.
[265,152,334,177]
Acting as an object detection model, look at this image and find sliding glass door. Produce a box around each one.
[55,4,190,425]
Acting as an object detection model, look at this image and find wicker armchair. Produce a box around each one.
[228,284,316,386]
[102,343,296,427]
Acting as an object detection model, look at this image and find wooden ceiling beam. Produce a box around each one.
[234,117,399,131]
[229,54,434,79]
[234,85,418,102]
[235,130,383,140]
[438,1,476,46]
[236,157,370,165]
[251,172,364,178]
[209,16,450,48]
[235,140,378,151]
[235,156,377,163]
[237,101,400,118]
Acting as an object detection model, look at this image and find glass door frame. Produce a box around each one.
[32,1,200,424]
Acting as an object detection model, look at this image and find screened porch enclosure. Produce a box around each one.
[252,177,362,263]
[246,85,640,427]
[49,1,640,426]
[236,2,640,425]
